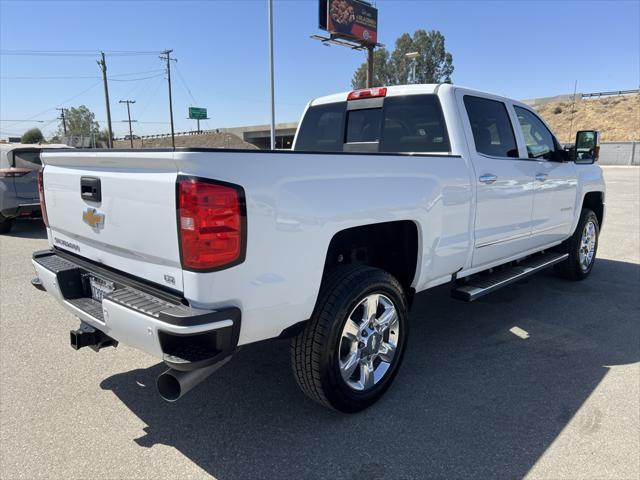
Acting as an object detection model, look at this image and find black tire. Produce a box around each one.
[0,216,13,234]
[291,265,409,413]
[554,208,599,280]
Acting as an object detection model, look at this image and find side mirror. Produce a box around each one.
[574,130,600,164]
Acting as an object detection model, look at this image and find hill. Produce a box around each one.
[534,93,639,143]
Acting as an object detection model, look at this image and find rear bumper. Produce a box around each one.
[32,249,240,371]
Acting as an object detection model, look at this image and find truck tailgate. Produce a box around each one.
[41,151,183,291]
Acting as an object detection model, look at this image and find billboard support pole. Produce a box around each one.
[268,0,276,150]
[366,45,374,88]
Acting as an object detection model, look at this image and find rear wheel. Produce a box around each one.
[291,265,408,412]
[554,208,599,280]
[0,215,13,234]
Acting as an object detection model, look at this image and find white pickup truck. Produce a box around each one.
[32,84,605,412]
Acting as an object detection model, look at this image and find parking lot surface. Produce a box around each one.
[1,167,638,480]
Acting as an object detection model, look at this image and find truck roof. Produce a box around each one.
[309,83,522,108]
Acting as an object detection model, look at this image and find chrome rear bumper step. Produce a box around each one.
[451,252,568,302]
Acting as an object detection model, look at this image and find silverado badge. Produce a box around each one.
[83,208,105,229]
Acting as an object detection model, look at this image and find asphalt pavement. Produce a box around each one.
[1,167,638,480]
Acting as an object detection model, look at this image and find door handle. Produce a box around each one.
[479,174,497,184]
[535,173,548,182]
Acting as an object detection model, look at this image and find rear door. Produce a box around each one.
[457,92,539,267]
[512,105,578,246]
[42,150,183,291]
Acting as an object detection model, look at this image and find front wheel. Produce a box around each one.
[554,208,600,280]
[291,265,409,413]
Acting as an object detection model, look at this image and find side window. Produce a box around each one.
[514,106,557,160]
[463,95,518,158]
[12,150,42,169]
[295,102,345,152]
[380,94,451,153]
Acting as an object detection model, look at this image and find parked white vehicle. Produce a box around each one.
[32,84,605,412]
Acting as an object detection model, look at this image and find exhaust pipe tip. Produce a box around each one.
[157,371,182,402]
[156,356,231,402]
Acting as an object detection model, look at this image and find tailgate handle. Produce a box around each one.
[81,177,101,202]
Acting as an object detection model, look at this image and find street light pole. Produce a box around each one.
[405,51,419,84]
[119,99,136,148]
[268,0,276,150]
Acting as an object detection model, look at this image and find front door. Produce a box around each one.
[512,106,578,246]
[458,93,538,268]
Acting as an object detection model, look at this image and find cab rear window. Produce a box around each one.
[295,94,450,153]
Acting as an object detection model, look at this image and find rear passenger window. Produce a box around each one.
[380,95,450,153]
[294,102,345,152]
[464,96,518,158]
[12,150,41,169]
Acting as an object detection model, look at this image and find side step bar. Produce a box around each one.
[451,252,568,302]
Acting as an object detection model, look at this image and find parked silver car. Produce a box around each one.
[0,143,69,233]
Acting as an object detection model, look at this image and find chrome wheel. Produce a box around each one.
[578,220,597,271]
[338,293,400,391]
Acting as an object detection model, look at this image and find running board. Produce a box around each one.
[451,252,568,302]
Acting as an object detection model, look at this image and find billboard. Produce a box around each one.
[320,0,378,45]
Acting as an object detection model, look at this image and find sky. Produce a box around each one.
[1,0,638,139]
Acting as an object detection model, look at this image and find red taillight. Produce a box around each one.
[177,177,245,271]
[347,87,387,101]
[37,168,49,227]
[0,168,30,177]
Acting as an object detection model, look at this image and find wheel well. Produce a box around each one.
[582,191,604,227]
[322,221,419,297]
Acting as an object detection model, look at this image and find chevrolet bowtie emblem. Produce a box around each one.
[83,208,105,229]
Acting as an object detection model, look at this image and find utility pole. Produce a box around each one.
[160,49,176,148]
[56,108,67,136]
[97,52,114,148]
[366,45,375,88]
[119,100,136,148]
[268,0,276,150]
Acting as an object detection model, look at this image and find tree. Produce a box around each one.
[57,105,100,137]
[352,29,454,89]
[21,128,44,144]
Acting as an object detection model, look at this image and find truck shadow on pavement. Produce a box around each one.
[100,258,639,480]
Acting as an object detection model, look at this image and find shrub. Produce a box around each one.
[21,128,44,144]
[552,106,563,114]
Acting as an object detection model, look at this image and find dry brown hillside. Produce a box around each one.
[534,94,639,143]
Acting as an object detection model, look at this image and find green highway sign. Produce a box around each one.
[188,107,208,119]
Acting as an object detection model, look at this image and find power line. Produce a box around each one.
[109,73,165,82]
[0,69,165,80]
[1,80,102,132]
[174,62,198,105]
[0,50,163,57]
